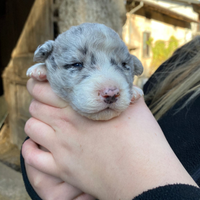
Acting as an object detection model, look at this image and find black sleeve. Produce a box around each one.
[133,184,200,200]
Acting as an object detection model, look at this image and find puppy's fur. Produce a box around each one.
[27,23,143,120]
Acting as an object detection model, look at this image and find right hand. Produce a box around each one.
[23,79,198,200]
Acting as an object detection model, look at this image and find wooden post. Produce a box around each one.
[2,0,53,148]
[2,0,126,148]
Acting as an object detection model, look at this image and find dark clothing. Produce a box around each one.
[20,50,200,199]
[134,184,200,200]
[143,51,200,186]
[156,93,200,185]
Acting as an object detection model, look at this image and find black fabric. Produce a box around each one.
[133,184,200,200]
[157,94,200,185]
[143,48,200,186]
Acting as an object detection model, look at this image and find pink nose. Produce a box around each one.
[100,88,120,104]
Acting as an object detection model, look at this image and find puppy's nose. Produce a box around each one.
[100,88,120,104]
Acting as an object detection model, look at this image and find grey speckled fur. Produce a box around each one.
[28,23,143,120]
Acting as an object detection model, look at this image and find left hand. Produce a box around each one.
[24,138,95,200]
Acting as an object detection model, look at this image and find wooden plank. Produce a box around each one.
[135,6,191,28]
[0,96,8,130]
[132,0,198,23]
[173,0,200,4]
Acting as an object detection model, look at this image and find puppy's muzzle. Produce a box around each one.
[100,87,120,104]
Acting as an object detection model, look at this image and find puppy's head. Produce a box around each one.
[34,23,143,120]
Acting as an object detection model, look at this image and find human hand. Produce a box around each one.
[22,78,197,200]
[22,79,95,200]
[24,138,95,200]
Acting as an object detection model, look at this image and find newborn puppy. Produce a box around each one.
[27,23,143,120]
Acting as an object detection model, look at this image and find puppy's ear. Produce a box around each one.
[131,55,143,76]
[34,40,54,62]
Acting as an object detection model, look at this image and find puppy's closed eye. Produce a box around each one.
[72,63,84,68]
[63,62,84,70]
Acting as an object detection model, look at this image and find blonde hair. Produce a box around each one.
[145,36,200,120]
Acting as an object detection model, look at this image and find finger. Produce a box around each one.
[27,78,67,108]
[25,163,82,199]
[54,183,83,200]
[131,86,144,103]
[24,117,55,151]
[74,193,96,200]
[29,99,84,128]
[29,99,68,127]
[22,139,58,177]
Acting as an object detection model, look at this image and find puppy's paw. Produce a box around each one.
[131,86,144,103]
[26,63,47,81]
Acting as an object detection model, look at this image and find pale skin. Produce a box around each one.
[22,78,198,200]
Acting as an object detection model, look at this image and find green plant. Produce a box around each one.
[147,36,179,72]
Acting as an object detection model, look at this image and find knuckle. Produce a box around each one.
[26,78,33,93]
[24,119,31,134]
[24,118,34,135]
[22,141,34,166]
[27,78,44,97]
[55,118,70,132]
[25,153,34,166]
[32,82,44,97]
[32,178,43,190]
[29,100,37,116]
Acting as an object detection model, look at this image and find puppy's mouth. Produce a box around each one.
[105,107,116,111]
[100,106,117,112]
[87,105,121,120]
[103,105,115,110]
[95,107,116,114]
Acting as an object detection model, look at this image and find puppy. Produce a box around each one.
[27,23,143,120]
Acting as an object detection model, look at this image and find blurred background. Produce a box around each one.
[0,0,199,199]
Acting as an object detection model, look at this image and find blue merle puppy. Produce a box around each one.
[27,23,143,120]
